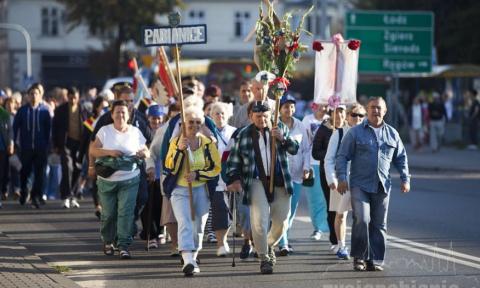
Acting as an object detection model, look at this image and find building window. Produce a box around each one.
[187,10,205,24]
[41,7,61,36]
[234,11,250,38]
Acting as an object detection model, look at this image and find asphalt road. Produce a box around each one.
[0,168,479,288]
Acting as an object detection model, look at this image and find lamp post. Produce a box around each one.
[0,23,32,78]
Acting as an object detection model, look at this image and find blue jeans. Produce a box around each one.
[278,182,302,247]
[304,164,329,232]
[350,186,390,264]
[170,185,210,252]
[44,164,61,200]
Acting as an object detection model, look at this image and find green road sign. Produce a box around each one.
[345,10,434,74]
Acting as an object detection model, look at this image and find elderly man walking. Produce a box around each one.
[227,101,299,275]
[336,97,410,272]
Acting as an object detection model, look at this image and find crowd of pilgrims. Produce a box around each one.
[0,75,371,276]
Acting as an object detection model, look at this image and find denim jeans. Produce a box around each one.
[170,185,210,252]
[350,186,390,264]
[97,175,140,250]
[304,164,329,233]
[278,182,302,247]
[44,164,61,200]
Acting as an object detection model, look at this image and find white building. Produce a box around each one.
[0,0,103,90]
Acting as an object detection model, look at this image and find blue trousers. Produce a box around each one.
[304,164,329,232]
[350,186,390,264]
[278,182,302,247]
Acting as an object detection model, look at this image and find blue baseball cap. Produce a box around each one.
[280,94,296,107]
[148,105,166,117]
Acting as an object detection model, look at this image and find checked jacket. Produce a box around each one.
[226,122,299,205]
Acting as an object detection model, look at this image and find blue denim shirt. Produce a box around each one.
[335,119,410,193]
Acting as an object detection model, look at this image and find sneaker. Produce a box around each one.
[70,198,80,208]
[216,245,230,257]
[260,260,273,274]
[158,234,167,245]
[119,249,131,259]
[330,245,339,254]
[193,262,200,274]
[207,232,217,243]
[336,247,350,260]
[182,263,195,276]
[63,198,71,209]
[366,260,384,271]
[268,246,276,265]
[310,230,322,241]
[353,258,366,271]
[239,244,252,259]
[31,198,40,209]
[148,239,158,249]
[278,246,290,257]
[103,243,114,256]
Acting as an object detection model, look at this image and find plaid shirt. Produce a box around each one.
[226,122,299,204]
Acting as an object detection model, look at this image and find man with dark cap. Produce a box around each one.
[226,101,299,274]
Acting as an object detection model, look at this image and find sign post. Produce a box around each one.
[345,10,434,74]
[143,13,208,221]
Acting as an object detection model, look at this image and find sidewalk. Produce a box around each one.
[0,232,80,288]
[406,145,480,172]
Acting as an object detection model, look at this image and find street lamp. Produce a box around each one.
[0,23,32,78]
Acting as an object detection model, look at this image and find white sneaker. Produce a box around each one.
[330,245,339,254]
[193,262,200,274]
[148,239,158,249]
[70,198,80,208]
[310,231,322,241]
[216,244,230,257]
[158,234,166,245]
[63,199,71,209]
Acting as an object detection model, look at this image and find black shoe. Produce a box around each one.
[279,246,290,257]
[31,198,40,209]
[119,250,131,259]
[260,260,273,274]
[353,258,366,271]
[366,260,384,271]
[239,244,252,259]
[19,195,26,205]
[183,263,195,276]
[95,210,101,220]
[268,246,276,265]
[38,197,46,205]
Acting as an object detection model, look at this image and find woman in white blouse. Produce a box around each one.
[324,103,366,260]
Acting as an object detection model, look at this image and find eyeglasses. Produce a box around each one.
[350,113,365,118]
[188,120,202,125]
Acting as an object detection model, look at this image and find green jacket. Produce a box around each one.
[0,107,12,151]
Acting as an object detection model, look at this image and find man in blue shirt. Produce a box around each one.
[336,97,410,272]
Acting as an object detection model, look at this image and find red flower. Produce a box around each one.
[288,42,299,53]
[348,39,361,50]
[312,40,323,52]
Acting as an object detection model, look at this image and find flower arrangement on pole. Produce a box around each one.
[254,1,313,98]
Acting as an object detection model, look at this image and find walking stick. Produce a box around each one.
[145,180,154,251]
[231,191,237,267]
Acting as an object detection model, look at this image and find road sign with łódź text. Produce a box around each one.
[345,10,434,74]
[143,24,207,47]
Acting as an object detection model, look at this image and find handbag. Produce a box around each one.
[162,171,178,197]
[94,162,116,178]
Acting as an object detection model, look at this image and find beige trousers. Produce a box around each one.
[249,179,291,258]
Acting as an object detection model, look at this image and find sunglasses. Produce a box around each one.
[350,113,365,118]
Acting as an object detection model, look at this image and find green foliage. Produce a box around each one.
[351,0,480,65]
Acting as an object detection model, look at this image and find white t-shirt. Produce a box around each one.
[96,124,146,181]
[302,113,329,165]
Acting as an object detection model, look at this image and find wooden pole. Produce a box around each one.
[269,90,282,194]
[173,45,195,221]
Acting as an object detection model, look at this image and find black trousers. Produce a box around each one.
[20,149,47,202]
[140,179,163,240]
[320,165,338,246]
[0,151,8,194]
[60,138,81,199]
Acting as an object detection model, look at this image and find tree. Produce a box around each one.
[350,0,480,65]
[59,0,183,76]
